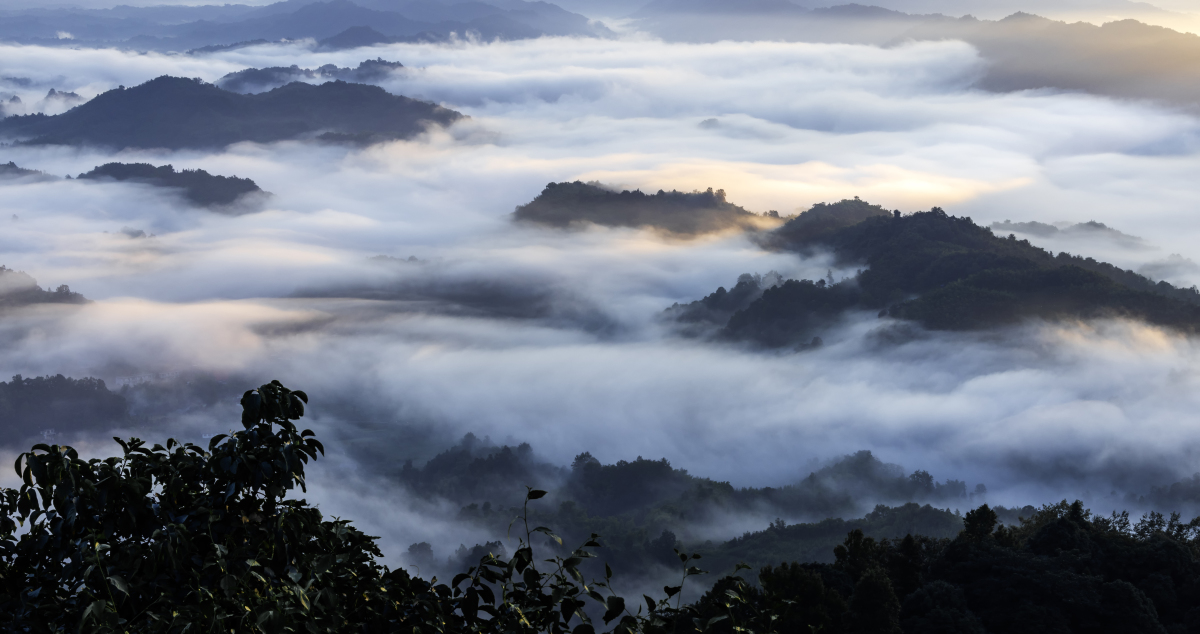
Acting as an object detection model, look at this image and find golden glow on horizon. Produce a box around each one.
[572,160,1033,214]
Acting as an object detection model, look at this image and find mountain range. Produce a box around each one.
[633,5,1200,108]
[0,0,612,51]
[514,184,1200,344]
[0,76,463,149]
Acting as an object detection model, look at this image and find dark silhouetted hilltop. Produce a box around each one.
[217,58,403,93]
[672,199,1200,346]
[186,39,270,55]
[0,161,53,181]
[77,163,264,208]
[0,266,88,308]
[665,271,785,336]
[513,181,782,236]
[0,76,463,149]
[0,374,126,438]
[764,197,893,248]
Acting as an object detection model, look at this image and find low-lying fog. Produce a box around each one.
[4,34,1200,559]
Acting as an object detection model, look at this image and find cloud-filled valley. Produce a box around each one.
[7,24,1200,575]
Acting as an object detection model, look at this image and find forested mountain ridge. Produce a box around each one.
[0,374,126,438]
[664,272,785,337]
[513,181,783,235]
[78,163,264,208]
[683,501,1200,634]
[902,12,1200,108]
[397,434,980,520]
[216,58,404,94]
[0,76,463,149]
[395,434,988,579]
[507,185,1200,342]
[672,199,1200,346]
[634,7,1200,110]
[0,161,52,181]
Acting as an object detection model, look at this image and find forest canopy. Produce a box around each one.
[0,374,126,439]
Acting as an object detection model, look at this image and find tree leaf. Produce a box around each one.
[108,575,129,595]
[81,599,107,623]
[532,526,562,545]
[602,596,625,624]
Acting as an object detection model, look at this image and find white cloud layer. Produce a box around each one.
[5,35,1200,551]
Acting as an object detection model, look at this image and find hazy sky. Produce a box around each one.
[1,0,1197,21]
[4,31,1200,554]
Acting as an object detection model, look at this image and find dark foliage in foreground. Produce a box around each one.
[513,181,778,235]
[78,162,262,207]
[690,501,1200,634]
[3,383,1200,632]
[0,382,401,631]
[0,76,463,149]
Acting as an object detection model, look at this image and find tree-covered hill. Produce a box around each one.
[513,181,782,236]
[761,197,892,248]
[0,374,126,438]
[700,502,965,573]
[683,501,1200,634]
[398,438,978,526]
[0,76,463,149]
[677,200,1200,347]
[0,161,52,181]
[78,163,264,208]
[0,266,87,308]
[395,436,985,580]
[216,58,404,94]
[663,272,785,337]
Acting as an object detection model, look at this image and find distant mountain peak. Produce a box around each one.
[317,25,397,50]
[0,76,463,149]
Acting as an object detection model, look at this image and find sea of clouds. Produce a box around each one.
[4,33,1200,557]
